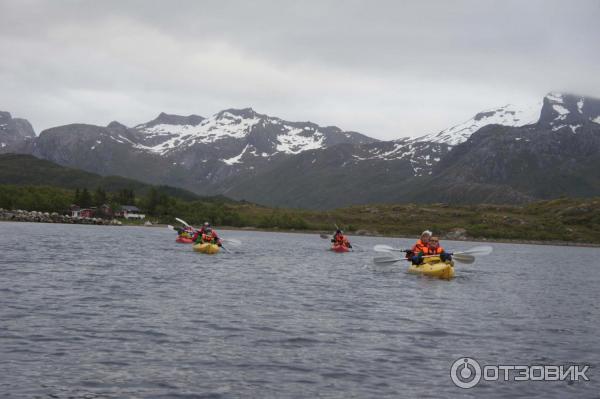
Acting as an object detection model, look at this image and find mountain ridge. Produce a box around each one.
[2,92,600,209]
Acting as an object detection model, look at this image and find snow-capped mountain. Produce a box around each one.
[416,102,541,146]
[4,92,600,209]
[538,92,600,133]
[132,108,375,160]
[6,107,377,193]
[357,92,600,177]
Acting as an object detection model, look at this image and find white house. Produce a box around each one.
[117,205,146,220]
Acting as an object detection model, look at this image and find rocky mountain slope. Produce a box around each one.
[5,108,377,195]
[0,111,35,153]
[220,93,600,208]
[2,92,600,209]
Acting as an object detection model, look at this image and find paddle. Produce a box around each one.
[168,224,186,234]
[455,245,493,257]
[373,244,409,253]
[175,217,193,229]
[372,245,492,266]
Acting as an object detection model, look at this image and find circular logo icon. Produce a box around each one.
[450,357,482,389]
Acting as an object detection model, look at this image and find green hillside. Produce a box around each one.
[1,154,600,244]
[0,153,201,201]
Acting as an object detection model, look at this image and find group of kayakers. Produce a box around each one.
[176,222,222,246]
[407,230,452,264]
[176,223,450,264]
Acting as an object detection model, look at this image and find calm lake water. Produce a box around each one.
[1,222,598,398]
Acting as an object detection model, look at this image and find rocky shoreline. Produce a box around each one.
[0,208,122,226]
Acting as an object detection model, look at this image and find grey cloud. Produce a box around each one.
[0,0,598,139]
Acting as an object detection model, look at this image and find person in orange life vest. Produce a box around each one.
[191,222,211,242]
[331,229,352,248]
[407,230,432,264]
[195,226,222,246]
[427,236,452,262]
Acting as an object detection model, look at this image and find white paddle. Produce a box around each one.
[372,246,492,265]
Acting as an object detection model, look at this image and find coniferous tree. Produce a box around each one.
[80,188,92,208]
[93,187,107,206]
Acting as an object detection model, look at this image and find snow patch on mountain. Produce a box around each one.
[222,144,250,165]
[276,126,325,154]
[552,103,570,121]
[136,112,262,155]
[132,109,358,157]
[546,92,564,103]
[416,102,541,146]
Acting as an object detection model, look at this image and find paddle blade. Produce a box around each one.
[456,246,493,257]
[373,244,393,252]
[175,217,190,227]
[452,253,475,264]
[167,225,175,231]
[372,255,404,265]
[320,234,330,239]
[373,244,407,253]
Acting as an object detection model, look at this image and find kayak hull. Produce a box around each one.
[193,243,220,254]
[407,256,455,279]
[176,237,194,244]
[331,245,350,253]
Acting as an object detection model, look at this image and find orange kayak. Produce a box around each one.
[331,244,350,253]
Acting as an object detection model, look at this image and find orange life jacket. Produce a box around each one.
[411,239,429,255]
[426,245,444,255]
[334,234,350,247]
[202,232,216,243]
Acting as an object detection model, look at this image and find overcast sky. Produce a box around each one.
[1,0,598,139]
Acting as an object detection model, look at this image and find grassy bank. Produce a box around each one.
[1,184,600,244]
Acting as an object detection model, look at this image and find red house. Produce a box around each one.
[69,205,94,218]
[80,209,94,218]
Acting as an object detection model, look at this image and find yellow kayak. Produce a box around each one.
[407,256,455,279]
[192,243,220,254]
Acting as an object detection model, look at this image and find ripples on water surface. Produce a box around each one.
[0,222,598,398]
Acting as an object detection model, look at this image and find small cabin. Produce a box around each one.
[70,204,81,217]
[80,208,94,218]
[70,204,95,218]
[116,205,145,220]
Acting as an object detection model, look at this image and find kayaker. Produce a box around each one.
[427,236,452,262]
[196,227,222,247]
[331,229,352,248]
[175,226,192,239]
[191,222,211,242]
[407,230,432,265]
